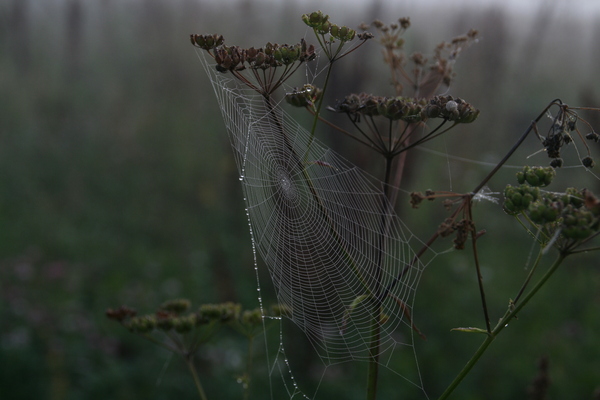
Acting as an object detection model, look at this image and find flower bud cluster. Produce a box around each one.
[330,25,356,41]
[527,198,562,225]
[302,11,363,42]
[285,84,323,108]
[503,184,540,215]
[504,168,600,243]
[302,10,330,32]
[516,166,555,187]
[561,203,599,239]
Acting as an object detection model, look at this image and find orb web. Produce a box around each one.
[197,50,432,398]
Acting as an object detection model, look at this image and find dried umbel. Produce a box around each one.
[377,97,425,121]
[424,95,480,123]
[534,101,598,168]
[365,17,478,97]
[328,93,479,124]
[302,10,362,42]
[453,219,476,250]
[206,40,316,73]
[190,33,224,50]
[190,33,316,95]
[330,24,356,42]
[329,93,424,121]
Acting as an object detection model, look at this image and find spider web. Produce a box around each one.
[198,51,436,398]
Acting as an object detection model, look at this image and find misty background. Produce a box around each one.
[1,0,599,399]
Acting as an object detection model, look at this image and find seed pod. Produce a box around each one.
[585,131,599,142]
[550,158,563,168]
[422,103,441,119]
[302,10,329,28]
[582,156,595,168]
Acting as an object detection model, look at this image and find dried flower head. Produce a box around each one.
[535,102,598,168]
[190,33,316,95]
[453,219,475,250]
[190,34,224,50]
[423,95,479,123]
[410,191,426,208]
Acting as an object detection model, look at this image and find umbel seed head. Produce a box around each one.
[330,24,356,41]
[302,10,330,30]
[503,184,540,215]
[516,166,555,187]
[190,34,224,50]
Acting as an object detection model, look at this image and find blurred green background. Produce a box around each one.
[1,0,599,399]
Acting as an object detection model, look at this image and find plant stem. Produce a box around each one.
[437,252,567,400]
[185,355,209,400]
[472,99,561,195]
[367,153,398,400]
[307,61,334,147]
[468,203,492,333]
